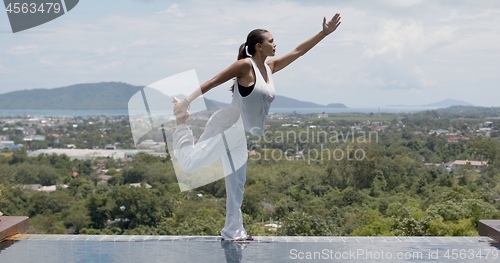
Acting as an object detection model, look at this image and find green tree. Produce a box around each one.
[110,186,165,229]
[279,212,335,236]
[87,194,112,229]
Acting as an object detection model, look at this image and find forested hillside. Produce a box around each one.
[1,109,500,236]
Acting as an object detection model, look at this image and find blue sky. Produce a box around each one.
[1,0,499,108]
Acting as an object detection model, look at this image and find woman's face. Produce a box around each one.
[257,32,276,57]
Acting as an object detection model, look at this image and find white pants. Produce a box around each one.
[173,107,249,241]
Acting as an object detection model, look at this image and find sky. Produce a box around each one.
[0,0,499,108]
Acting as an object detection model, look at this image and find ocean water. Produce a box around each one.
[0,109,129,117]
[0,107,440,117]
[269,107,440,114]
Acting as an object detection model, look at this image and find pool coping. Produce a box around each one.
[1,217,499,244]
[0,216,29,242]
[479,220,500,242]
[5,234,497,244]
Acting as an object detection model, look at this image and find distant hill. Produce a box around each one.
[422,98,473,107]
[436,105,500,115]
[0,82,347,110]
[0,82,143,110]
[271,96,346,108]
[326,103,347,108]
[387,98,473,107]
[211,95,347,108]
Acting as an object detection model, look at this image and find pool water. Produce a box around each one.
[1,235,499,263]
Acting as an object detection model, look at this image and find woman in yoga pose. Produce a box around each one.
[172,13,341,241]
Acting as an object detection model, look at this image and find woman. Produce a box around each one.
[173,13,341,241]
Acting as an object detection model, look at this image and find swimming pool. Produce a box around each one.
[1,235,499,262]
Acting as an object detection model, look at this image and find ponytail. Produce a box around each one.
[231,43,248,93]
[237,43,249,60]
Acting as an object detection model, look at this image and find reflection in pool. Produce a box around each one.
[1,235,500,263]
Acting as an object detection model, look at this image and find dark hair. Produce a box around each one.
[238,29,269,60]
[231,29,269,92]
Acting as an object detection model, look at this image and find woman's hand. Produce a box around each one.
[173,97,189,116]
[172,97,190,124]
[322,13,341,36]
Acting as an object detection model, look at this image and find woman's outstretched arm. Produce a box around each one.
[174,59,251,117]
[267,13,341,74]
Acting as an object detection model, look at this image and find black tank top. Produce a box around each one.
[238,82,255,97]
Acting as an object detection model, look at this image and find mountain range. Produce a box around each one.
[387,98,473,107]
[0,82,347,110]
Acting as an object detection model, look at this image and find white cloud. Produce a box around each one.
[156,3,185,17]
[99,62,120,70]
[7,45,38,55]
[440,31,500,52]
[440,9,500,22]
[39,57,55,66]
[377,0,425,7]
[128,38,156,47]
[463,9,500,19]
[217,39,240,46]
[412,66,436,87]
[0,64,7,74]
[95,46,117,55]
[363,19,456,60]
[360,75,410,90]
